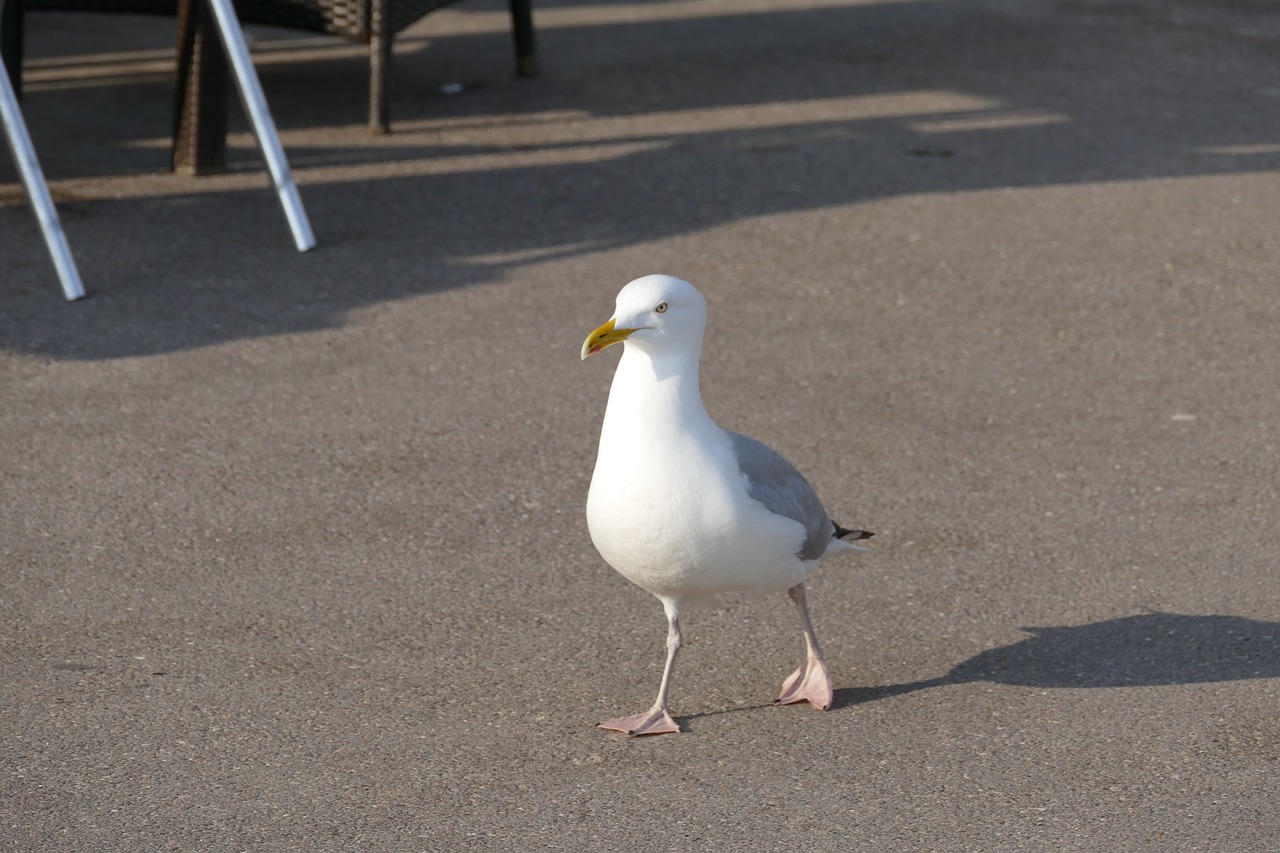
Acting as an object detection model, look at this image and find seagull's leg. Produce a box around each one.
[598,598,683,736]
[776,583,834,710]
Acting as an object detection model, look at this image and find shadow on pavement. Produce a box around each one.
[4,0,1280,359]
[836,611,1280,708]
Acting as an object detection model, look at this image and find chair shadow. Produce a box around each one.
[833,611,1280,709]
[8,0,1280,359]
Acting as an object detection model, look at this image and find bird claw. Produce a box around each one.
[776,656,834,710]
[598,706,682,736]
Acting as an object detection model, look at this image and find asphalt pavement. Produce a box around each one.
[3,0,1279,849]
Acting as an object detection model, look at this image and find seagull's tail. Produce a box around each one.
[831,523,874,553]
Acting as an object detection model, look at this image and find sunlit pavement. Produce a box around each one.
[4,0,1279,848]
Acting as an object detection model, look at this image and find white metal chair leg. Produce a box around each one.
[203,0,316,252]
[0,61,87,300]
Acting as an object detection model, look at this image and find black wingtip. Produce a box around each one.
[834,523,874,541]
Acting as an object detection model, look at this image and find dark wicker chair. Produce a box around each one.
[1,0,536,170]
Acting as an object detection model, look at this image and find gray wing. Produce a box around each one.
[728,431,834,561]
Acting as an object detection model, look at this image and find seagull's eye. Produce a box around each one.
[655,302,669,314]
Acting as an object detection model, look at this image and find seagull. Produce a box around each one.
[580,274,873,736]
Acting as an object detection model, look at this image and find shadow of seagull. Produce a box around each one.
[834,611,1280,709]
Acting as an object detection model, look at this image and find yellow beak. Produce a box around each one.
[581,318,638,360]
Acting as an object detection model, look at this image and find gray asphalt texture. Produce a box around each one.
[3,0,1279,849]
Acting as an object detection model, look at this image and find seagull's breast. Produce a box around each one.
[587,408,813,600]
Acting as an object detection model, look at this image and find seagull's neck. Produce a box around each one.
[603,343,716,436]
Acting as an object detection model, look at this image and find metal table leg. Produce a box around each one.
[0,60,86,300]
[202,0,316,252]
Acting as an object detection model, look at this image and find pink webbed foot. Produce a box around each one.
[776,656,834,711]
[597,706,682,737]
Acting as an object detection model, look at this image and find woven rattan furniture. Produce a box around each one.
[1,0,537,171]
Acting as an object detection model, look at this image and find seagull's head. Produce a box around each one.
[581,275,707,360]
